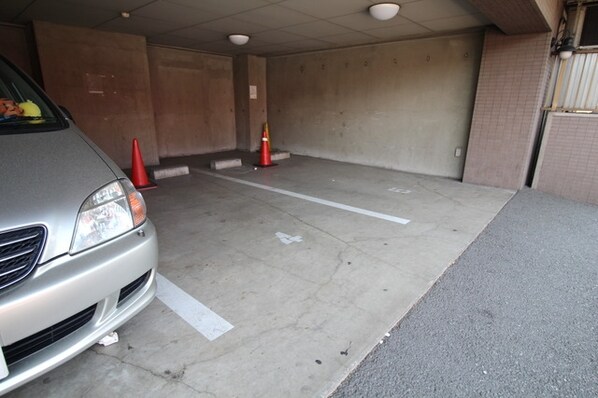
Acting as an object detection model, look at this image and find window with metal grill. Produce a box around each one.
[580,5,598,47]
[0,226,46,291]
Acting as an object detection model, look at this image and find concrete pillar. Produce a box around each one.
[233,54,267,152]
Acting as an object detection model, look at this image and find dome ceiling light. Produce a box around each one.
[368,3,401,21]
[228,34,250,45]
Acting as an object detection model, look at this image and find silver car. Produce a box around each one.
[0,56,158,394]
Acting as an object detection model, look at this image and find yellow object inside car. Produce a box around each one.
[19,100,41,117]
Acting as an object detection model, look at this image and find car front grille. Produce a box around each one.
[3,304,97,366]
[0,226,46,292]
[118,271,151,305]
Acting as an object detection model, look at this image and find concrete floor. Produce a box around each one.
[8,153,513,397]
[332,188,598,396]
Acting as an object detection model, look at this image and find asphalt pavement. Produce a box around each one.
[332,188,598,397]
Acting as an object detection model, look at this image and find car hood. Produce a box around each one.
[0,126,119,263]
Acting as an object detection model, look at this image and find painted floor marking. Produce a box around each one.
[156,273,234,341]
[388,187,412,194]
[195,169,411,225]
[276,232,303,245]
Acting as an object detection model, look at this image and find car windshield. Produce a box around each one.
[0,58,65,134]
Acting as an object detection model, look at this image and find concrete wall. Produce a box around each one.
[148,46,236,158]
[536,0,563,33]
[33,21,158,168]
[267,33,483,179]
[533,113,598,205]
[233,56,250,151]
[0,24,34,76]
[463,29,553,190]
[466,0,561,34]
[234,55,267,152]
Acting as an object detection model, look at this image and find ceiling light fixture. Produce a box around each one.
[228,34,250,46]
[120,11,130,18]
[368,3,401,21]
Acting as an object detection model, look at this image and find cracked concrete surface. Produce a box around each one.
[6,154,513,397]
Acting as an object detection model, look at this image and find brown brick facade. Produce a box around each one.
[533,113,598,205]
[463,28,553,190]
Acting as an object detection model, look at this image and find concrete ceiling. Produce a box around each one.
[0,0,493,56]
[0,0,490,55]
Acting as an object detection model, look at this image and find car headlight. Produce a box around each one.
[70,179,147,254]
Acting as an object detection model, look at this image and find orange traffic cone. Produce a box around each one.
[131,138,157,190]
[255,129,277,168]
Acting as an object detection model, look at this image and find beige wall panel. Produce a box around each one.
[33,21,158,168]
[267,33,483,179]
[533,113,598,205]
[0,24,34,76]
[148,46,236,158]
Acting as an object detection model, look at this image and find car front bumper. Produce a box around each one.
[0,220,158,395]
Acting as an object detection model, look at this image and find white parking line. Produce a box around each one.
[156,273,234,341]
[194,169,411,225]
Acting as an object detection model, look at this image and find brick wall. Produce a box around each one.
[463,28,553,190]
[533,113,598,205]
